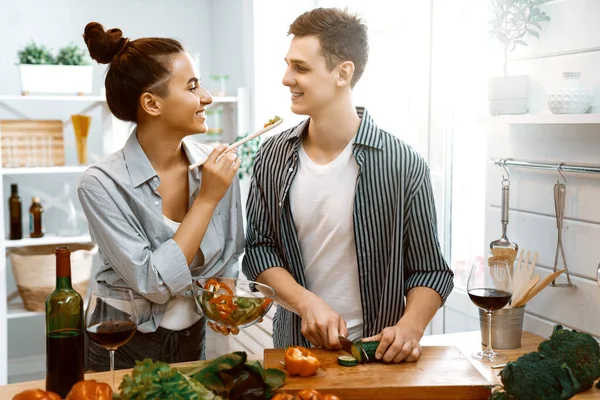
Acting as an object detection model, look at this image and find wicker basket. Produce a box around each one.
[8,242,97,312]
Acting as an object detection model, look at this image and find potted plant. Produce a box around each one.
[488,0,550,115]
[235,132,261,218]
[18,41,93,96]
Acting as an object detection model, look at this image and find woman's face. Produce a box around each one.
[157,52,213,134]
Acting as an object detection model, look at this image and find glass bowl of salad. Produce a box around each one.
[194,277,276,329]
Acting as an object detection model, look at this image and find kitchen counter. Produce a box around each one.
[0,330,598,398]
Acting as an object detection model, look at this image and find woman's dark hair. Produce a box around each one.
[83,22,185,123]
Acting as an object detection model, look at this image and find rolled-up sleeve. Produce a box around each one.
[78,176,192,304]
[242,145,287,281]
[403,166,454,306]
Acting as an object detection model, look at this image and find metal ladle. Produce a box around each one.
[490,160,519,257]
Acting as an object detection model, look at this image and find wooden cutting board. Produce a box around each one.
[264,346,492,399]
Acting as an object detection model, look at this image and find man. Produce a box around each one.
[242,7,454,363]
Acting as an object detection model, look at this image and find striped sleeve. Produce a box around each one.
[241,144,287,281]
[402,165,454,305]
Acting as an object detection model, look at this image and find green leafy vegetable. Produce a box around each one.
[119,358,219,400]
[190,352,286,400]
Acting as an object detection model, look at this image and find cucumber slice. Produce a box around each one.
[351,341,380,363]
[337,355,358,367]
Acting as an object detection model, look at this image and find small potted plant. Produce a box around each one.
[18,41,93,96]
[488,0,550,115]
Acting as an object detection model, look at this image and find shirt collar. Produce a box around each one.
[285,107,383,150]
[123,129,211,187]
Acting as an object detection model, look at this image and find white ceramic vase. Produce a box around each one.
[547,72,592,114]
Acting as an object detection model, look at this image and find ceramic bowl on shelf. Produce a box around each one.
[194,277,275,329]
[547,72,592,114]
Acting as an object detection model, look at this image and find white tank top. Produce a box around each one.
[160,215,202,330]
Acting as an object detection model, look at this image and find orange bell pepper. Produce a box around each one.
[271,394,297,400]
[323,394,342,400]
[12,389,61,400]
[284,346,322,377]
[297,389,324,400]
[65,380,113,400]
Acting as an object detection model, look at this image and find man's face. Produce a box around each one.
[282,35,339,116]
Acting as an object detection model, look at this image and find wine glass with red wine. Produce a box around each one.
[467,259,513,363]
[85,288,138,389]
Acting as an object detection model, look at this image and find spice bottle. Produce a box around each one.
[29,196,45,238]
[9,184,22,240]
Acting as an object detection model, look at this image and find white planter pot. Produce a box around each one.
[19,64,93,95]
[488,75,529,115]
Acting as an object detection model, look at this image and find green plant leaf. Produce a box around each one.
[514,40,528,47]
[17,41,55,65]
[529,21,543,30]
[527,29,540,39]
[56,43,89,65]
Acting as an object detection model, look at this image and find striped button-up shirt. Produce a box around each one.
[242,107,454,348]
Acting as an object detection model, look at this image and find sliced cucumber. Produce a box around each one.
[337,355,358,367]
[351,341,380,363]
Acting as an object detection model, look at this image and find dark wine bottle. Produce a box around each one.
[8,184,22,240]
[45,246,85,398]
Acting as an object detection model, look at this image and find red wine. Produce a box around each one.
[468,288,512,311]
[87,320,137,350]
[46,247,84,398]
[46,329,84,398]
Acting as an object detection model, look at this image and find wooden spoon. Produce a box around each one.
[513,269,566,308]
[509,274,540,308]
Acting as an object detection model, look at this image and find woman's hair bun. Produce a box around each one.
[83,22,129,64]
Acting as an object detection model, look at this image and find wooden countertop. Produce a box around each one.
[0,330,599,398]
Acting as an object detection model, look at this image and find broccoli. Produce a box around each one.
[538,325,600,392]
[489,352,580,400]
[489,324,600,400]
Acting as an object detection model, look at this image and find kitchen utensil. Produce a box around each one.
[513,269,566,308]
[490,161,518,271]
[338,335,355,354]
[510,274,540,309]
[552,169,573,287]
[264,347,492,399]
[188,117,284,170]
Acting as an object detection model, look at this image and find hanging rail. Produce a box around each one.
[493,159,600,175]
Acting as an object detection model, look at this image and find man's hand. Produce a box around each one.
[298,292,349,349]
[362,321,424,363]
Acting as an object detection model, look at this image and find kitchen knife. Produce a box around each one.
[338,335,354,354]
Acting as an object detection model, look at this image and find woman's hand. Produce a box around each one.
[197,145,241,206]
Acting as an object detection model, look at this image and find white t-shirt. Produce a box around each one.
[289,139,364,341]
[161,215,202,330]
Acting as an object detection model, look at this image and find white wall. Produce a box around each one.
[484,0,600,338]
[442,0,600,338]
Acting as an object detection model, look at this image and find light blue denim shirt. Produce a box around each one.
[77,131,243,332]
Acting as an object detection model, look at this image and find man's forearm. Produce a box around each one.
[256,267,313,316]
[398,287,443,333]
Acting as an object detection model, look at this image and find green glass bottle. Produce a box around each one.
[45,246,85,398]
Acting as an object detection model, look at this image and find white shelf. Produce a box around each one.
[212,96,237,103]
[7,304,42,320]
[480,113,600,125]
[0,94,236,104]
[5,234,91,248]
[1,166,88,175]
[0,95,106,102]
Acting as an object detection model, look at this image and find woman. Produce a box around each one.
[78,22,243,371]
